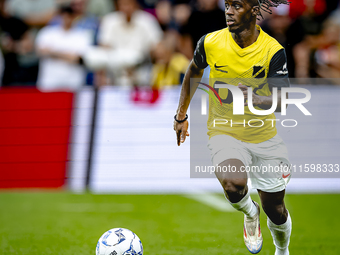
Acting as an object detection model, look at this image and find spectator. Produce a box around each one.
[155,0,172,31]
[314,20,340,78]
[289,0,327,21]
[291,0,329,78]
[262,0,338,78]
[2,0,57,86]
[314,1,340,78]
[91,0,163,86]
[172,0,192,30]
[155,0,192,32]
[261,5,291,48]
[50,0,100,44]
[0,0,36,86]
[35,5,92,91]
[179,0,226,59]
[49,0,100,85]
[151,32,189,89]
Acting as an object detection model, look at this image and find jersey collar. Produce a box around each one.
[228,25,263,57]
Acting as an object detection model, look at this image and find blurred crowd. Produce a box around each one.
[0,0,339,91]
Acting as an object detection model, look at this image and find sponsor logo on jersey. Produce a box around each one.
[214,63,228,73]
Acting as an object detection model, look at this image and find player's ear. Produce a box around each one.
[251,6,260,17]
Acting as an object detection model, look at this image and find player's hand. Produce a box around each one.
[238,83,262,106]
[173,117,189,146]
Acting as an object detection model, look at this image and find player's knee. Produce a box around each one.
[221,178,247,195]
[262,202,287,224]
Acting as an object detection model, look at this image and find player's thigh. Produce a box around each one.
[250,134,290,165]
[207,135,251,186]
[248,135,291,193]
[250,158,291,192]
[207,135,252,167]
[257,189,286,208]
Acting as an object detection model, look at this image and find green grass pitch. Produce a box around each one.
[0,192,339,254]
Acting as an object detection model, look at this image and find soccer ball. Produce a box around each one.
[96,228,143,255]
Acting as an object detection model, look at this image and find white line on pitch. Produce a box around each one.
[184,192,235,212]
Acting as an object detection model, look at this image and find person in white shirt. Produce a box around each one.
[36,5,92,91]
[84,0,163,86]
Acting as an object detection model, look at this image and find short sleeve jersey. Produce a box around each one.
[193,26,289,143]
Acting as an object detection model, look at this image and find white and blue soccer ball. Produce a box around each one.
[96,228,143,255]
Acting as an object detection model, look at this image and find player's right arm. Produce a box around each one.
[174,35,208,146]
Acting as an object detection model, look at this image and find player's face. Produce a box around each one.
[225,0,255,33]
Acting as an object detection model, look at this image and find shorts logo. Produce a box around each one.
[280,161,291,178]
[282,173,291,178]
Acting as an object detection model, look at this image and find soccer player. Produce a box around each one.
[174,0,292,254]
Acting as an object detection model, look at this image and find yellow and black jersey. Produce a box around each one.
[193,25,290,143]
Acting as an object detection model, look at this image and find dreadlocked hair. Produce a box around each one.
[257,0,290,19]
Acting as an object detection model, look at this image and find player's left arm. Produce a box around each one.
[239,49,290,112]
